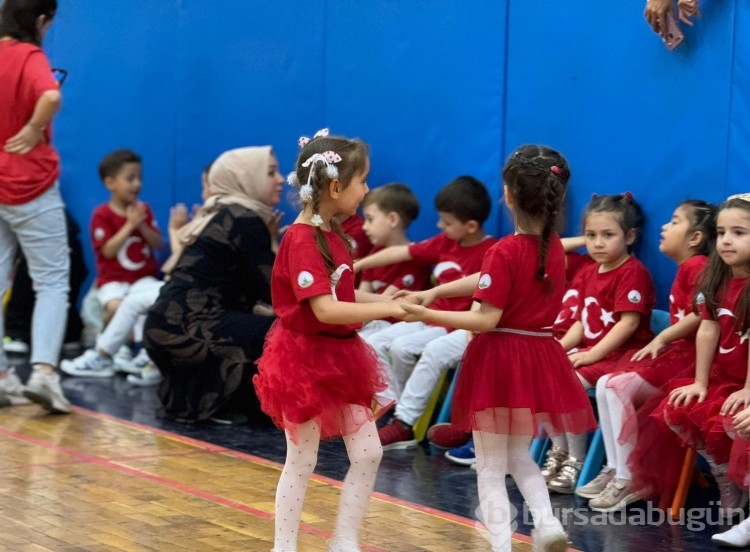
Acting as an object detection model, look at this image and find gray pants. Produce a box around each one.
[0,183,70,369]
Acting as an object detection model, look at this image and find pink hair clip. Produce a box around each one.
[298,128,330,149]
[623,191,634,202]
[550,165,561,175]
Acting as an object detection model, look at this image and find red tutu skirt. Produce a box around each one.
[577,346,644,385]
[728,436,750,488]
[452,329,596,437]
[253,320,386,443]
[654,369,744,466]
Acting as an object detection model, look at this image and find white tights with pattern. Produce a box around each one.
[271,407,382,552]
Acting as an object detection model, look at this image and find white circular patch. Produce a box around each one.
[478,274,492,290]
[402,274,415,288]
[297,271,314,288]
[93,227,105,241]
[627,290,642,304]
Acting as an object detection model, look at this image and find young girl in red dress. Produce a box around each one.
[402,145,596,552]
[545,194,656,494]
[253,132,404,552]
[652,194,750,527]
[576,200,716,511]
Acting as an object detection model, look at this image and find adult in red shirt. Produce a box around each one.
[0,0,71,414]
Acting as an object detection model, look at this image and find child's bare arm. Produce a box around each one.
[569,312,640,368]
[309,294,404,325]
[353,245,411,273]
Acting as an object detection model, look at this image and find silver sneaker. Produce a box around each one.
[540,445,568,482]
[547,458,583,494]
[0,368,31,404]
[575,467,616,499]
[588,478,642,512]
[23,369,71,414]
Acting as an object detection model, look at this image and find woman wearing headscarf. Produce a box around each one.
[143,146,284,424]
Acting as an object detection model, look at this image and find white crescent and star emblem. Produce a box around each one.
[116,236,148,271]
[718,308,737,354]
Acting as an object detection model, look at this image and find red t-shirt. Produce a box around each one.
[360,245,431,294]
[272,223,359,335]
[91,203,160,286]
[698,276,750,383]
[670,255,707,328]
[409,233,497,314]
[474,233,566,331]
[572,256,656,348]
[0,40,60,204]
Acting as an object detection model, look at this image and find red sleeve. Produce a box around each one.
[473,241,512,310]
[612,262,653,315]
[142,203,161,233]
[286,232,336,303]
[22,50,58,100]
[408,234,444,265]
[90,207,114,254]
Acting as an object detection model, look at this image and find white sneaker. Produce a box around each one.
[60,349,115,378]
[712,518,750,547]
[113,345,140,374]
[127,364,162,387]
[3,337,29,354]
[0,368,31,404]
[23,369,71,413]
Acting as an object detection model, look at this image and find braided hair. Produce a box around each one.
[502,145,570,295]
[291,135,369,277]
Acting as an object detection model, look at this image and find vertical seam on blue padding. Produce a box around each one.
[724,0,738,198]
[498,0,511,237]
[322,0,329,126]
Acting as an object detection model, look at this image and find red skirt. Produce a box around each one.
[452,329,596,437]
[253,320,386,443]
[577,346,644,385]
[728,435,750,488]
[654,369,744,466]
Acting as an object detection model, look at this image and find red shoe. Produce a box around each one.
[378,419,417,451]
[427,423,471,449]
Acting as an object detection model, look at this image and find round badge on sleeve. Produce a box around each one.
[297,271,314,288]
[627,290,642,304]
[402,274,415,287]
[478,274,492,290]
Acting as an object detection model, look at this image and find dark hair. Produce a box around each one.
[503,145,570,294]
[678,199,718,257]
[361,183,420,228]
[434,176,491,225]
[98,149,142,181]
[583,193,644,253]
[695,196,750,332]
[202,160,214,176]
[0,0,57,45]
[292,135,369,276]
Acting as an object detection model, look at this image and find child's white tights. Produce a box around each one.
[596,373,657,479]
[548,373,592,460]
[272,409,382,552]
[474,431,558,552]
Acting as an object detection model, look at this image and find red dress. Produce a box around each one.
[572,256,656,385]
[253,224,386,442]
[451,234,596,437]
[612,256,707,501]
[653,276,750,466]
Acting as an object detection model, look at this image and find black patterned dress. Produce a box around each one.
[144,205,276,423]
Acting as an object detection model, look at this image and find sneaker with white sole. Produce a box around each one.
[588,478,643,512]
[0,368,31,404]
[575,467,616,499]
[3,336,29,354]
[445,439,476,466]
[127,364,162,387]
[23,369,71,414]
[712,517,750,547]
[60,349,115,378]
[112,345,138,374]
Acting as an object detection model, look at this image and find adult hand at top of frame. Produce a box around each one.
[677,0,700,25]
[4,124,44,155]
[644,0,673,33]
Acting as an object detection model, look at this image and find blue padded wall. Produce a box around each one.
[42,1,749,306]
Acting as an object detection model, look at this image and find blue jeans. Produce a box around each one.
[0,183,70,370]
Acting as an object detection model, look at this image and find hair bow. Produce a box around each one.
[302,151,342,166]
[298,128,330,149]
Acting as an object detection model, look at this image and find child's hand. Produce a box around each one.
[721,389,750,417]
[4,123,45,154]
[631,337,666,361]
[568,350,599,369]
[401,302,427,322]
[394,289,436,307]
[677,0,699,24]
[126,203,147,228]
[169,203,189,230]
[668,382,707,408]
[733,406,750,438]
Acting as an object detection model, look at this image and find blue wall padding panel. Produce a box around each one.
[42,1,749,307]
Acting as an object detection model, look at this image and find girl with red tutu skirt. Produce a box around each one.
[576,200,716,511]
[402,145,596,552]
[253,132,405,552]
[645,195,750,533]
[546,194,656,494]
